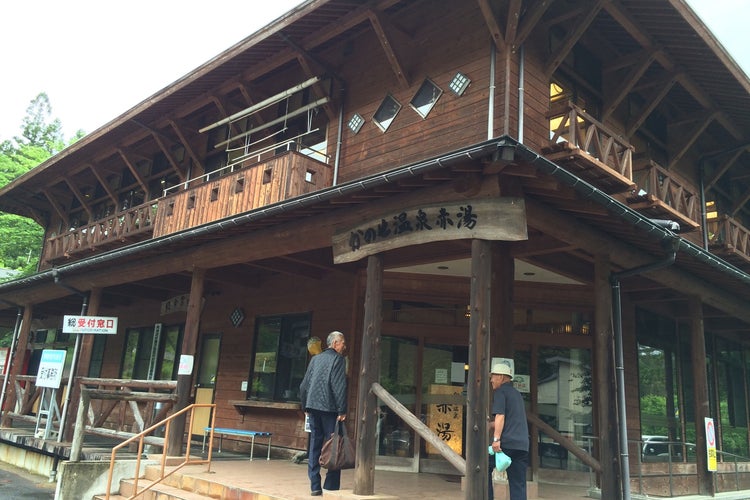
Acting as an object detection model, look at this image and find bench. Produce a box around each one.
[202,427,272,460]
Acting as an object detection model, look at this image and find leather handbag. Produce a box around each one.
[319,420,355,470]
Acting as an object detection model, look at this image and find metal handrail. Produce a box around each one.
[104,402,216,500]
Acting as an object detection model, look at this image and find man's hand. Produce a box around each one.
[337,414,346,421]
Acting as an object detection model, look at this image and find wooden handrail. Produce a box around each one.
[548,100,634,181]
[526,413,601,472]
[372,382,466,474]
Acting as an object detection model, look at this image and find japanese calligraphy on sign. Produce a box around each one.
[62,315,118,334]
[161,294,190,316]
[426,384,464,456]
[36,349,67,389]
[332,197,526,263]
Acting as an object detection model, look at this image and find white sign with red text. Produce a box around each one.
[62,315,118,334]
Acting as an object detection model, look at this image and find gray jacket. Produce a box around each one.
[299,348,347,415]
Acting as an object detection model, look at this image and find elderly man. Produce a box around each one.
[299,331,348,496]
[489,362,529,500]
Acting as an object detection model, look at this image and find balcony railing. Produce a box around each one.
[152,150,332,237]
[545,101,634,193]
[44,203,157,263]
[707,215,750,266]
[627,159,701,232]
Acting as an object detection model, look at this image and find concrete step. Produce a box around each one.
[111,477,213,499]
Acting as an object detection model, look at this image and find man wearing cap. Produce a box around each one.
[489,362,529,500]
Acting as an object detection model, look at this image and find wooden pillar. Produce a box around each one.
[490,242,514,358]
[689,296,713,494]
[594,254,620,500]
[466,239,492,499]
[1,304,33,426]
[353,255,382,496]
[167,267,205,456]
[61,287,102,441]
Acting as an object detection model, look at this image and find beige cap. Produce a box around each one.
[490,363,513,379]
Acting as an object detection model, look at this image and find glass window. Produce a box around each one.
[120,324,183,380]
[410,79,442,119]
[248,313,311,402]
[377,336,418,459]
[373,94,401,132]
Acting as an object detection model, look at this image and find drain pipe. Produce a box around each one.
[0,305,23,416]
[518,44,525,143]
[332,83,345,186]
[610,231,681,500]
[488,40,496,139]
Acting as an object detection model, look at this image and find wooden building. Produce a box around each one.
[1,1,750,498]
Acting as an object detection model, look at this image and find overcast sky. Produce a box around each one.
[0,0,746,144]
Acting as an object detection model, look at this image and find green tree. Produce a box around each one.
[0,92,83,281]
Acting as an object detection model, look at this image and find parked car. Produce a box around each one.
[641,435,695,462]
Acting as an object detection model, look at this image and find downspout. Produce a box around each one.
[0,305,23,417]
[610,234,680,500]
[699,160,709,250]
[517,44,525,143]
[332,84,345,186]
[488,41,496,140]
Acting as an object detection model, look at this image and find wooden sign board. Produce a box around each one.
[332,197,527,263]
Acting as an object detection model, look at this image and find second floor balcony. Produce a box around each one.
[42,150,332,264]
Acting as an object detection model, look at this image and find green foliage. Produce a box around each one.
[0,92,83,281]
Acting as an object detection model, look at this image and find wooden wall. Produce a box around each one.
[332,1,494,182]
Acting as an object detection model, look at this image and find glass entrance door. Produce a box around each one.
[377,336,418,470]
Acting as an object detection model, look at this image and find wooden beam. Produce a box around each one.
[41,188,69,229]
[87,163,119,208]
[476,0,506,52]
[626,72,678,137]
[667,110,718,170]
[367,9,409,89]
[63,178,94,221]
[168,120,203,177]
[545,0,604,78]
[705,148,744,190]
[525,198,750,323]
[151,132,186,183]
[514,0,553,49]
[117,148,149,195]
[602,48,659,122]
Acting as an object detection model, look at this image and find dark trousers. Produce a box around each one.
[488,448,528,500]
[307,409,341,492]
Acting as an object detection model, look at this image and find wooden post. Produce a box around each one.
[466,239,492,500]
[353,255,382,496]
[689,296,713,495]
[594,254,620,499]
[167,267,205,456]
[62,287,102,441]
[70,389,90,462]
[1,304,33,426]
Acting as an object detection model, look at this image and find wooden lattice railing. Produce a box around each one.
[45,203,157,262]
[548,100,633,181]
[629,159,701,230]
[707,215,750,264]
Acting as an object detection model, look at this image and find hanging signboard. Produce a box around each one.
[332,197,527,264]
[36,349,67,389]
[62,315,118,334]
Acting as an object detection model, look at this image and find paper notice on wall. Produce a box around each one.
[178,354,194,375]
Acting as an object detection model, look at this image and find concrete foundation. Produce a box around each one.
[55,459,153,500]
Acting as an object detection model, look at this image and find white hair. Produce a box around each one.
[327,330,344,347]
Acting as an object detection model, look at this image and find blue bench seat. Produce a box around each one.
[202,427,272,460]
